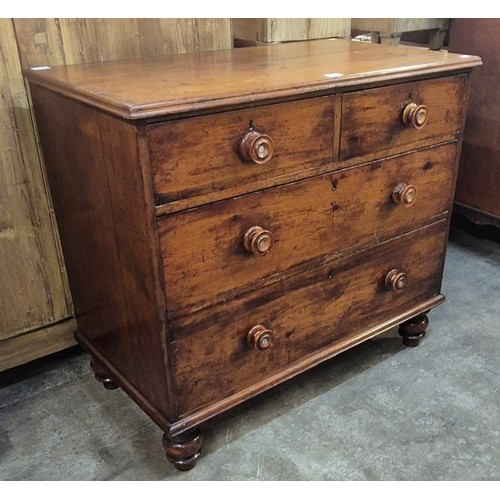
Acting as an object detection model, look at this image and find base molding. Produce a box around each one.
[77,295,444,439]
[172,295,445,435]
[0,318,76,372]
[453,203,500,230]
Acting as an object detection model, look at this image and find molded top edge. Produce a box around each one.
[24,39,482,120]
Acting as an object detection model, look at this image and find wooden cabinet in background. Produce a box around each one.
[351,18,449,48]
[448,19,500,230]
[0,19,75,371]
[0,18,232,371]
[232,18,351,46]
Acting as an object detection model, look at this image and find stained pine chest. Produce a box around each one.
[25,40,480,470]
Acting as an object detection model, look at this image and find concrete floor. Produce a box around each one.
[1,221,499,480]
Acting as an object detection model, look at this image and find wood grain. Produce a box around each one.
[0,318,76,372]
[29,86,175,421]
[0,19,71,340]
[172,220,448,414]
[148,97,334,204]
[0,17,232,370]
[155,132,463,217]
[13,18,232,69]
[159,143,458,315]
[23,38,477,463]
[232,18,351,43]
[170,295,444,434]
[23,39,481,120]
[340,74,468,160]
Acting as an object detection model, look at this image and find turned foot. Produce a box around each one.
[90,357,119,389]
[399,313,429,347]
[162,428,202,471]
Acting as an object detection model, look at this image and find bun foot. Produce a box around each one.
[162,428,202,471]
[90,357,119,389]
[398,313,429,347]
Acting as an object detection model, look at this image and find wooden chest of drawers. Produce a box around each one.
[25,40,480,471]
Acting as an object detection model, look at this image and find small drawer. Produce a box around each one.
[159,143,457,315]
[340,74,468,161]
[148,97,335,204]
[171,220,448,415]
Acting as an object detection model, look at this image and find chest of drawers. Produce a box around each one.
[25,40,480,471]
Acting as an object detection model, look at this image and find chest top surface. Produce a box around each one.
[24,39,481,119]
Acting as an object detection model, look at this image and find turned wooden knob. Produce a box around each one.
[392,182,417,207]
[247,325,274,351]
[239,130,274,164]
[385,269,408,291]
[243,226,274,256]
[402,102,429,129]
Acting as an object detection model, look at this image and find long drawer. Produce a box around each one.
[340,74,468,160]
[159,143,457,315]
[148,96,335,204]
[171,219,448,415]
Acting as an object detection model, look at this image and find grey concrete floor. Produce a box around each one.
[1,222,499,480]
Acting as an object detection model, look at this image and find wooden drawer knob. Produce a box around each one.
[247,325,274,351]
[402,102,429,129]
[385,269,408,291]
[243,226,274,256]
[239,130,274,164]
[392,182,417,207]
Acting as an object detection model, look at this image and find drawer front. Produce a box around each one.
[159,143,457,315]
[340,74,468,161]
[149,97,334,204]
[172,220,448,415]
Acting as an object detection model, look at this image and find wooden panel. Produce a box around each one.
[352,18,448,34]
[159,143,457,316]
[149,96,335,204]
[172,219,448,414]
[29,86,175,421]
[306,19,351,40]
[232,18,351,43]
[340,74,468,161]
[0,19,71,340]
[449,19,500,222]
[266,19,307,42]
[23,39,481,120]
[13,18,232,69]
[0,319,76,372]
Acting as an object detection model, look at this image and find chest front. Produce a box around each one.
[26,40,480,471]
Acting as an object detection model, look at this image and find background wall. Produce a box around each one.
[0,18,232,371]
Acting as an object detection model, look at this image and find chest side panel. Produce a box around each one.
[30,85,174,423]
